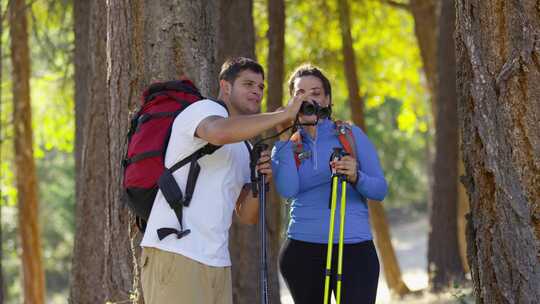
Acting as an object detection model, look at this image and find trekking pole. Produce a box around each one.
[252,143,269,304]
[324,147,346,304]
[335,169,348,303]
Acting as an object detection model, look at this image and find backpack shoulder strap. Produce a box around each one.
[157,143,222,241]
[290,131,303,168]
[335,120,358,161]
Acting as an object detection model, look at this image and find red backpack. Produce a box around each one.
[122,79,225,239]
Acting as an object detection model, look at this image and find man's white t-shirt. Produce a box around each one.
[140,99,251,267]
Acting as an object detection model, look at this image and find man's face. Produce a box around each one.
[227,70,265,115]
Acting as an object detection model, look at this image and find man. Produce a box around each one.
[140,57,304,303]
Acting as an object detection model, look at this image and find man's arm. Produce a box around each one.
[195,95,304,145]
[234,150,272,224]
[234,185,259,225]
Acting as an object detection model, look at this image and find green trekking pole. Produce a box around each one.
[323,173,339,304]
[335,174,347,302]
[324,148,347,304]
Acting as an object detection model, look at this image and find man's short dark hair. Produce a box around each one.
[219,57,265,83]
[287,64,332,100]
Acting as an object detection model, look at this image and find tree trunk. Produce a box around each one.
[9,1,46,303]
[72,0,134,302]
[338,0,411,296]
[456,0,540,303]
[409,0,470,275]
[338,0,364,128]
[266,0,286,302]
[427,0,464,291]
[409,0,438,120]
[109,0,222,302]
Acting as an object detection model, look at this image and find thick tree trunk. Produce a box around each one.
[456,0,540,303]
[9,1,46,303]
[73,0,222,302]
[338,0,411,296]
[131,0,220,94]
[72,0,134,302]
[109,0,221,302]
[427,0,464,291]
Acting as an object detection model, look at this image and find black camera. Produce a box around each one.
[299,100,331,119]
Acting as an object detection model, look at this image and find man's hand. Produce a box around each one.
[283,92,306,122]
[256,150,272,183]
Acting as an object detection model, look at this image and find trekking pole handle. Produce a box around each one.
[330,147,348,179]
[250,143,269,197]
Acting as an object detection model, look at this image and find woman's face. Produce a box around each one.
[292,75,330,124]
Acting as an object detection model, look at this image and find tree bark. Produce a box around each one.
[72,0,134,302]
[457,149,470,273]
[456,0,540,303]
[217,0,257,79]
[9,1,46,303]
[427,0,465,291]
[339,0,411,296]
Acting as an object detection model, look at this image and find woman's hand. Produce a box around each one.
[331,155,358,184]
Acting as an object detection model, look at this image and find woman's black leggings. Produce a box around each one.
[279,238,379,304]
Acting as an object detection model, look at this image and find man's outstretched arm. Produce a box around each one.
[195,94,304,145]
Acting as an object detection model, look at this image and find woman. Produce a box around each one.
[272,64,388,304]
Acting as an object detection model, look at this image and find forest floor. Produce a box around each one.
[280,209,474,304]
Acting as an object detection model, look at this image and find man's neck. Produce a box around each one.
[217,94,239,117]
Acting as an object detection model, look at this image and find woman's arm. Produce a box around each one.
[271,141,300,198]
[352,127,388,201]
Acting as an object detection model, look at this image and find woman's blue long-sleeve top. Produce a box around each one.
[272,119,388,244]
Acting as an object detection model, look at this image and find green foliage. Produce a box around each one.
[2,150,75,303]
[1,0,74,206]
[1,0,74,302]
[365,97,429,206]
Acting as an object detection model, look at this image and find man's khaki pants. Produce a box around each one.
[141,247,233,304]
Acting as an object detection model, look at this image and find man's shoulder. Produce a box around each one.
[181,98,223,111]
[172,99,229,127]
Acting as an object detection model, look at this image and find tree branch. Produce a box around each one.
[380,0,410,11]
